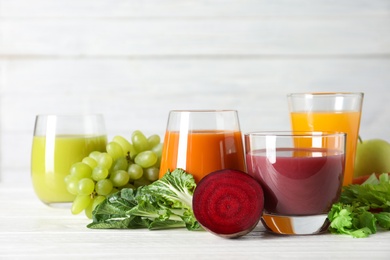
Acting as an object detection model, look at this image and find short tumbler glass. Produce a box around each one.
[31,114,107,207]
[245,131,346,235]
[287,92,363,186]
[159,110,246,183]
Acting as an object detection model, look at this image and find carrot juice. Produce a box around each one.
[159,130,246,183]
[290,111,361,186]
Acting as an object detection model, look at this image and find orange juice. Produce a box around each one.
[159,130,246,182]
[290,111,361,186]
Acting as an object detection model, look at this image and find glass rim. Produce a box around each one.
[35,113,104,118]
[169,109,238,113]
[287,92,364,98]
[245,131,346,138]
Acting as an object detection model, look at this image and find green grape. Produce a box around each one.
[78,178,95,195]
[64,174,77,184]
[132,130,150,153]
[109,187,119,195]
[91,165,109,181]
[71,194,92,215]
[70,162,92,179]
[151,143,163,159]
[151,155,161,169]
[122,183,136,190]
[134,176,152,188]
[111,157,128,172]
[92,195,106,210]
[134,151,157,168]
[66,131,163,218]
[128,163,143,180]
[66,183,79,196]
[112,135,135,157]
[89,151,102,161]
[97,152,113,169]
[110,170,130,187]
[144,167,159,182]
[82,156,97,169]
[64,175,79,195]
[148,134,161,148]
[95,179,113,196]
[106,141,124,161]
[85,203,93,219]
[156,159,162,169]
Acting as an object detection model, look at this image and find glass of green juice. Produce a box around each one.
[31,114,107,207]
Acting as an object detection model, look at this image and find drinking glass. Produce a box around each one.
[245,131,346,235]
[287,92,363,186]
[159,110,246,183]
[31,114,107,207]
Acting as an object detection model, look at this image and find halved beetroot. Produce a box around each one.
[192,169,264,238]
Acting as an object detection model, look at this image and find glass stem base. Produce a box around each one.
[261,213,330,235]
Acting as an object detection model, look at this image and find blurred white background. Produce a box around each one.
[1,0,389,183]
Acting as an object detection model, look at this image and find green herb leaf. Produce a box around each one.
[375,212,390,229]
[340,173,390,210]
[87,168,201,231]
[328,204,353,232]
[328,173,390,238]
[328,203,375,238]
[87,187,150,229]
[361,173,380,185]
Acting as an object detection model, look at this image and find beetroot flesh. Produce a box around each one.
[192,169,264,238]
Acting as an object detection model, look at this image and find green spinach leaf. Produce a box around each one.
[87,169,201,231]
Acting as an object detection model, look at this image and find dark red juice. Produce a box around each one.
[246,148,345,215]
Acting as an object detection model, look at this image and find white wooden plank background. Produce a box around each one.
[1,0,389,18]
[0,0,389,183]
[1,16,389,56]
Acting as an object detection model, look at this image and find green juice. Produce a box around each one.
[31,135,107,204]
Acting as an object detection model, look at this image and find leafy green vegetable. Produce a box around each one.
[87,168,201,231]
[328,173,390,238]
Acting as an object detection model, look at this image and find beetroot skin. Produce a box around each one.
[192,169,264,238]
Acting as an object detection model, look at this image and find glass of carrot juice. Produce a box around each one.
[287,92,363,186]
[159,110,246,183]
[31,114,107,207]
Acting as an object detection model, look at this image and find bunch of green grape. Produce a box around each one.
[64,130,163,218]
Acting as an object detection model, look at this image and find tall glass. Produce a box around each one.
[287,92,363,186]
[159,110,246,183]
[245,131,346,235]
[31,114,107,207]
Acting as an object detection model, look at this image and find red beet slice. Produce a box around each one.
[192,169,264,238]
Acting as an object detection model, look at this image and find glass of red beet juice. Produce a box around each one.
[245,131,346,235]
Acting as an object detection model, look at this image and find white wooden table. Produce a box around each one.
[1,182,389,259]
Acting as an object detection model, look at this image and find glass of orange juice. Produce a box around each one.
[31,114,107,207]
[159,110,246,183]
[287,92,364,186]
